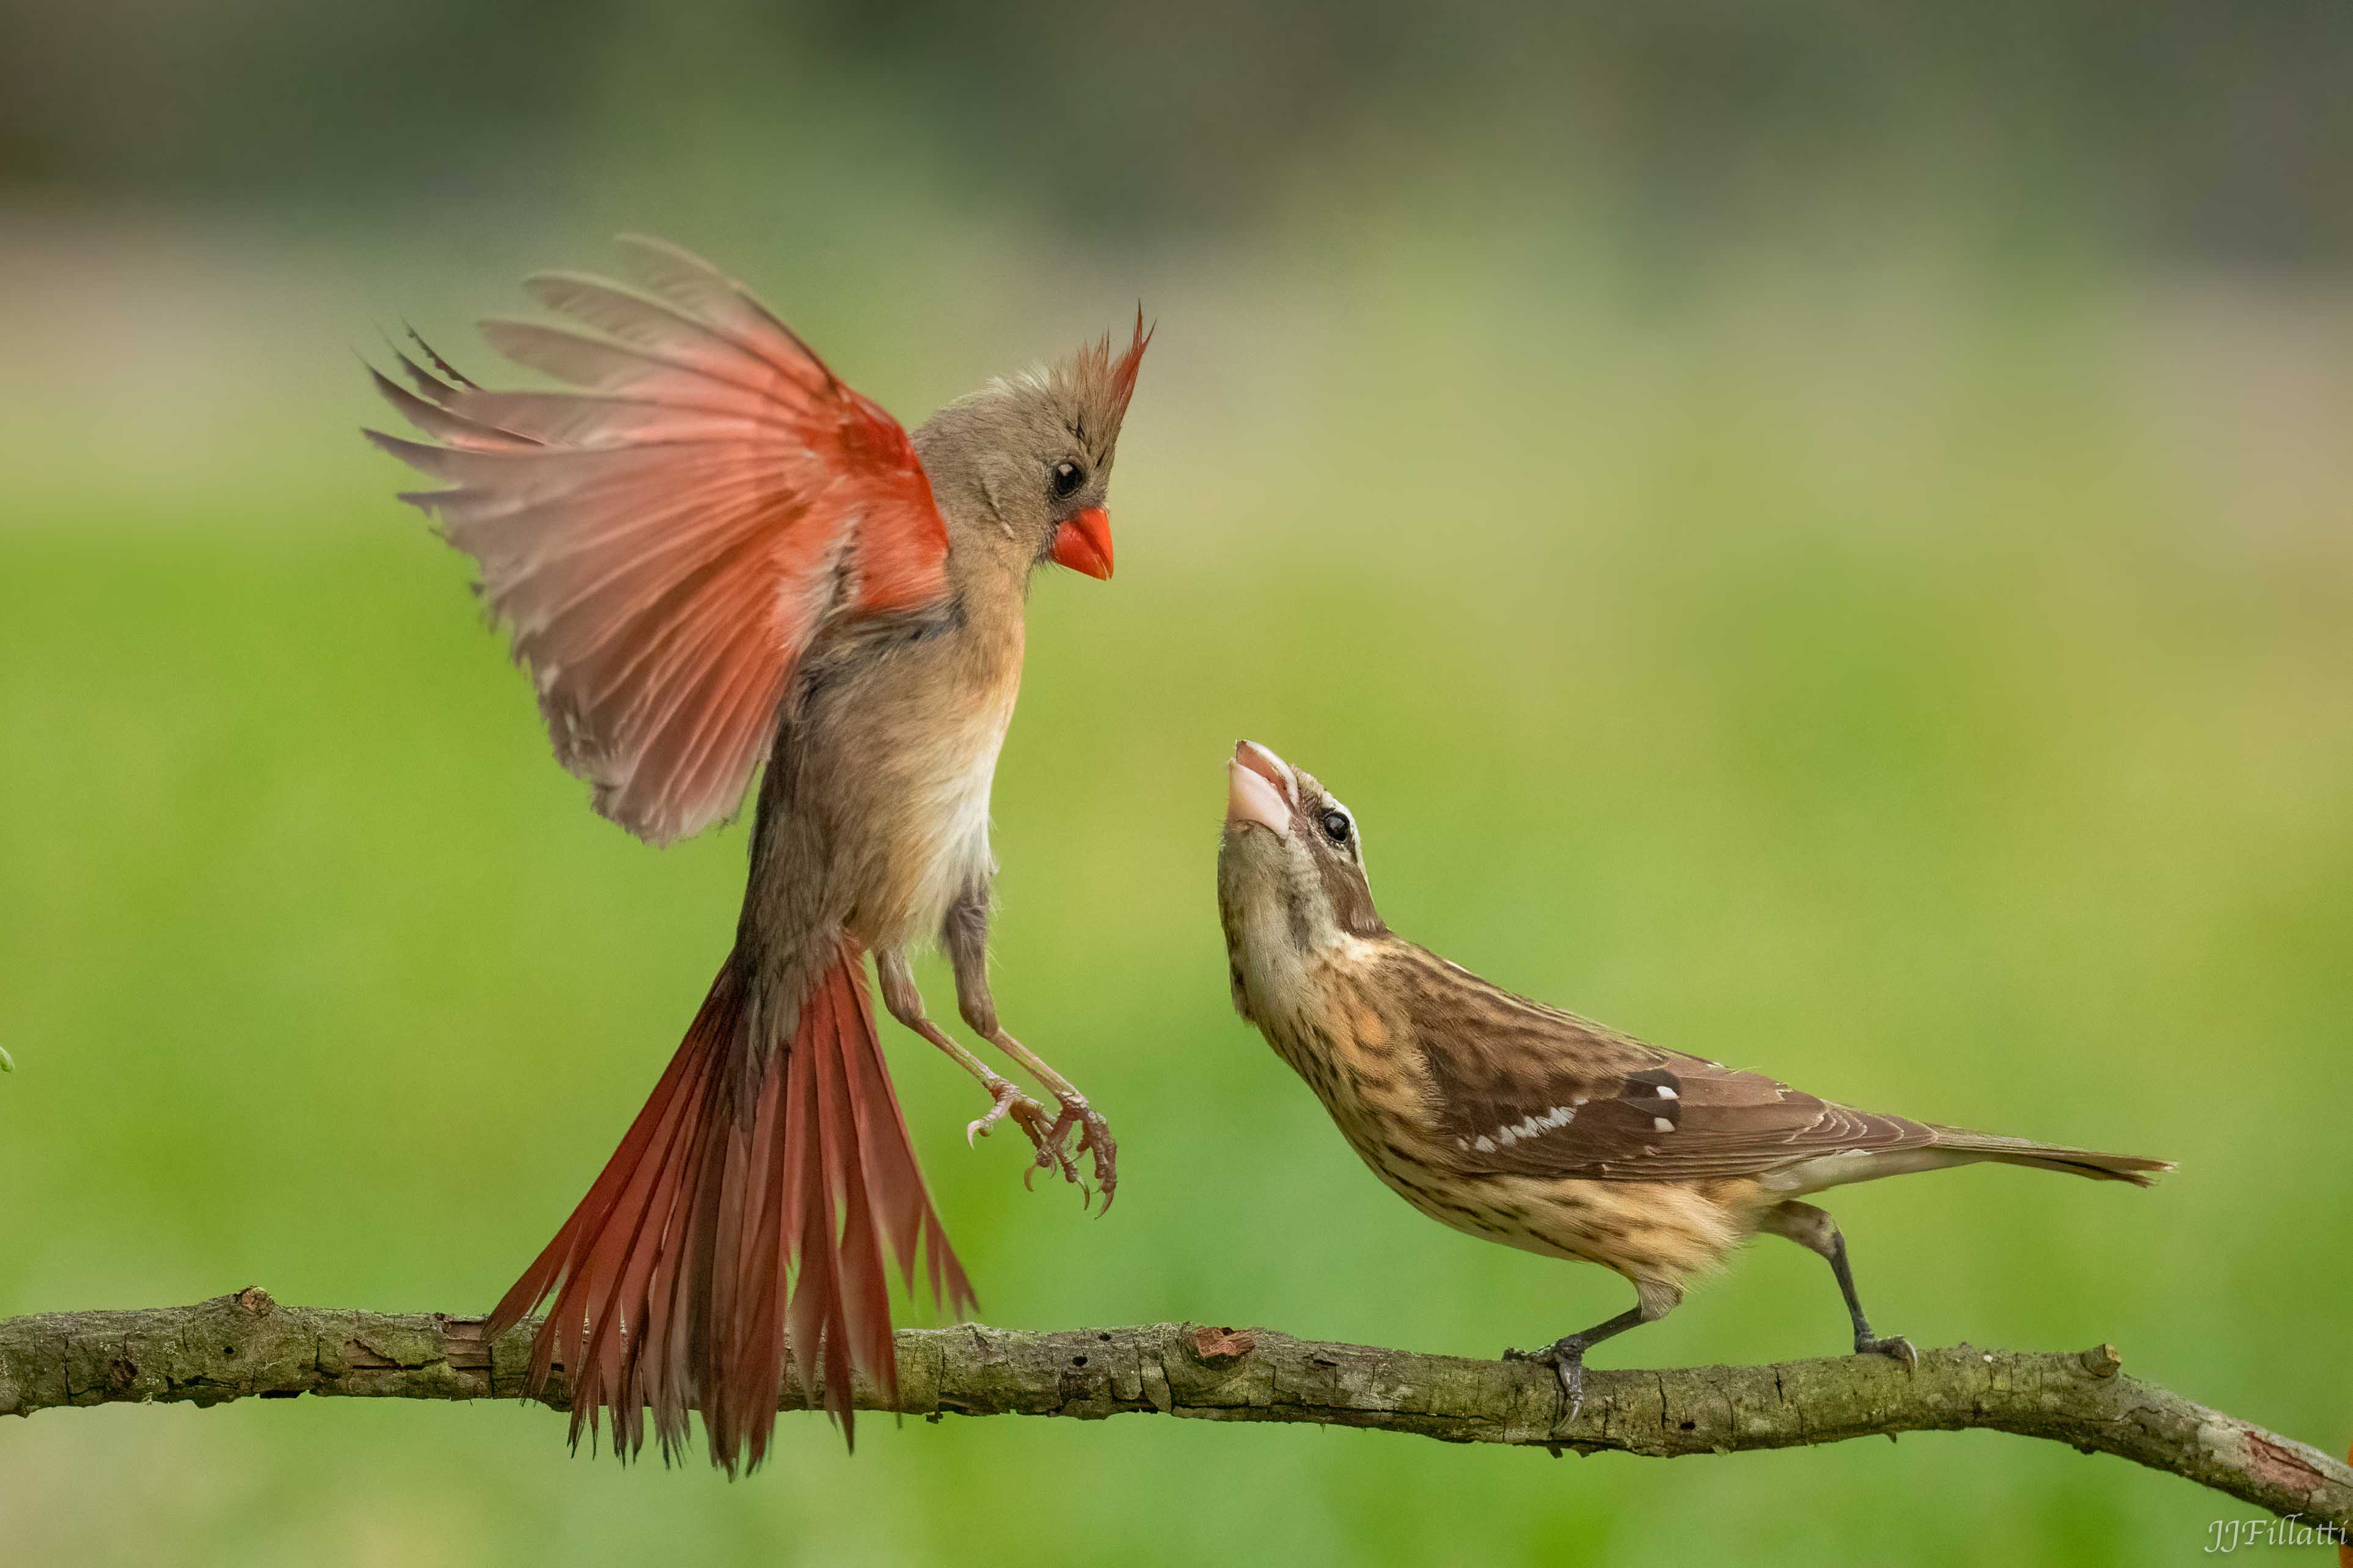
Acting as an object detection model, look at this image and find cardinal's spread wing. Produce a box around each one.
[1389,945,1938,1181]
[366,236,953,845]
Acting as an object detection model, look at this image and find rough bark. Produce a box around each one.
[1,1291,2344,1531]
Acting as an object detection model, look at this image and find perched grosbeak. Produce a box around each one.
[1217,740,2168,1414]
[367,238,1147,1468]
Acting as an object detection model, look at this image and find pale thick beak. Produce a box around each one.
[1226,740,1295,836]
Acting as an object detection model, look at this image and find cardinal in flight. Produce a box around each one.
[366,236,1147,1470]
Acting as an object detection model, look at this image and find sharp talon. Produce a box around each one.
[1012,1092,1113,1208]
[967,1078,1067,1174]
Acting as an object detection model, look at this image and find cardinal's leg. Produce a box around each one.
[943,883,1118,1209]
[1504,1278,1680,1423]
[875,947,1066,1167]
[1759,1200,1917,1368]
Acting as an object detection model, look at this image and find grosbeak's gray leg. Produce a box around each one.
[944,884,1116,1209]
[1762,1200,1918,1369]
[875,948,1068,1170]
[1506,1280,1680,1423]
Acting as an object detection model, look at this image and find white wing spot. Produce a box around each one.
[1652,1116,1675,1133]
[1469,1105,1578,1151]
[1655,1085,1678,1100]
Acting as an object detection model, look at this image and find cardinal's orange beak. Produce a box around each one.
[1052,506,1114,580]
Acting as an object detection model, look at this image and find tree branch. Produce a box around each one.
[2,1291,2343,1531]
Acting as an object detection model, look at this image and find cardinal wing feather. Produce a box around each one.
[365,239,952,845]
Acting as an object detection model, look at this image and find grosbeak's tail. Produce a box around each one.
[486,941,974,1470]
[1922,1128,2175,1187]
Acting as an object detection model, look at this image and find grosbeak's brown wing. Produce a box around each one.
[1383,944,1938,1181]
[367,236,953,846]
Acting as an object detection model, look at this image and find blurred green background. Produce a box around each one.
[4,2,2351,1563]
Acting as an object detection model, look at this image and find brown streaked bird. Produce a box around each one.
[1216,740,2171,1413]
[364,238,1147,1470]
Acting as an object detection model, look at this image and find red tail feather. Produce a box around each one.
[486,941,973,1470]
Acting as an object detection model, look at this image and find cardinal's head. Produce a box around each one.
[915,312,1152,583]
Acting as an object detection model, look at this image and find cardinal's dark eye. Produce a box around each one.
[1319,809,1352,846]
[1050,459,1085,500]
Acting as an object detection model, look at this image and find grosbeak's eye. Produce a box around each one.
[1050,460,1085,499]
[1319,809,1352,846]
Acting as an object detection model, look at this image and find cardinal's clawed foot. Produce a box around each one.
[1026,1093,1118,1212]
[965,1073,1056,1149]
[965,1076,1096,1197]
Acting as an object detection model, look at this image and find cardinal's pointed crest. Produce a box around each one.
[1045,307,1153,464]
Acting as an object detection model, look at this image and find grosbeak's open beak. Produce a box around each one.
[1226,740,1295,836]
[1051,506,1114,579]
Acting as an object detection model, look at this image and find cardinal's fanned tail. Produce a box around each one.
[486,941,974,1470]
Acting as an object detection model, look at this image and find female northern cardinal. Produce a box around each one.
[365,237,1146,1469]
[1215,740,2170,1416]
